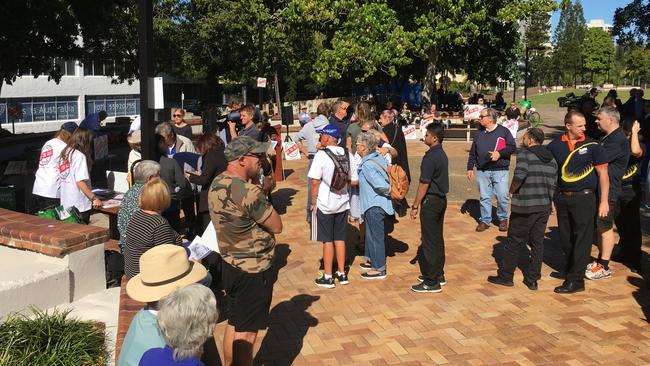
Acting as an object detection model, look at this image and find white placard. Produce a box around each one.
[402,125,417,140]
[463,104,486,119]
[283,141,301,160]
[502,119,519,139]
[257,77,267,88]
[147,77,164,109]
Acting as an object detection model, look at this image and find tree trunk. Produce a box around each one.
[423,47,438,108]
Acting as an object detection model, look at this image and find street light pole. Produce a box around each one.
[137,0,155,160]
[524,47,530,101]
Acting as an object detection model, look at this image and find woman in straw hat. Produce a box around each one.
[118,245,208,366]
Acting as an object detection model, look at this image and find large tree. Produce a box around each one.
[523,10,552,87]
[580,28,615,84]
[553,0,586,86]
[613,0,650,46]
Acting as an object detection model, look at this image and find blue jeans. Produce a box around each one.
[475,170,510,224]
[363,206,387,272]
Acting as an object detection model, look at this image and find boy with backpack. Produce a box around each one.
[308,124,356,288]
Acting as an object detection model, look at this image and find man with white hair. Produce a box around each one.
[586,106,630,280]
[466,108,516,232]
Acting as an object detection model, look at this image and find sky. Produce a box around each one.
[550,0,633,33]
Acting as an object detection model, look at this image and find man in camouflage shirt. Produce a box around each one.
[208,136,282,366]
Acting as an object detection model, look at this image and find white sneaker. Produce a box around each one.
[586,261,597,271]
[585,263,612,280]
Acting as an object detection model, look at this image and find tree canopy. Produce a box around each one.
[2,0,559,102]
[613,0,650,46]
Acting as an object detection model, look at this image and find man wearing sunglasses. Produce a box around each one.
[466,108,516,232]
[208,136,282,366]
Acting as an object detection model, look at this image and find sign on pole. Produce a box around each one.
[257,77,267,88]
[147,77,164,109]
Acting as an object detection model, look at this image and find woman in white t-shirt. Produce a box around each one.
[32,122,78,213]
[58,128,103,224]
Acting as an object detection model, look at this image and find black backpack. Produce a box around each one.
[322,149,350,191]
[105,250,124,288]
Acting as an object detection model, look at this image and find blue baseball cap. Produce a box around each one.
[60,121,78,133]
[315,124,341,139]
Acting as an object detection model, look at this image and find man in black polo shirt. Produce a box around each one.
[547,111,609,294]
[613,119,645,272]
[410,123,449,293]
[329,99,350,149]
[585,106,630,280]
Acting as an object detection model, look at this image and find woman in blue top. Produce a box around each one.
[139,284,218,366]
[355,132,394,279]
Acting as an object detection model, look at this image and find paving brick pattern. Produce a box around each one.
[211,141,650,365]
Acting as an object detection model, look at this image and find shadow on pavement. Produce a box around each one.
[490,225,566,278]
[254,294,320,366]
[272,188,298,215]
[461,199,481,223]
[628,276,650,323]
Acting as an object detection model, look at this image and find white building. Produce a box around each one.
[1,59,141,134]
[587,19,612,34]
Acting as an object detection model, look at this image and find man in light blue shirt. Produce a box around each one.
[356,131,393,279]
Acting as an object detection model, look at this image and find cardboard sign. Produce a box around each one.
[257,77,267,88]
[463,104,486,119]
[283,141,301,160]
[502,119,519,139]
[402,125,417,140]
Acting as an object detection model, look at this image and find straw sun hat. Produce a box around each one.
[126,244,208,303]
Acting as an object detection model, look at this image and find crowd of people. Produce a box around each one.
[28,86,649,364]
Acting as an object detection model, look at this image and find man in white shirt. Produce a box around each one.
[308,124,353,288]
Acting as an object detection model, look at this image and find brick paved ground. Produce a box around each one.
[208,139,650,365]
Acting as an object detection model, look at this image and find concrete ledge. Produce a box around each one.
[0,246,69,317]
[65,244,107,301]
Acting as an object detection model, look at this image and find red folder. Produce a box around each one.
[494,137,506,151]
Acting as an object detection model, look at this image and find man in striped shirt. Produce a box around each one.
[487,128,557,291]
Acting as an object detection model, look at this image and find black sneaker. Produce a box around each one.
[411,282,442,293]
[314,274,335,288]
[417,275,446,286]
[359,261,372,270]
[361,271,387,279]
[334,272,350,285]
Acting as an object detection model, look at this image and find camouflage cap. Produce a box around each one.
[224,136,270,161]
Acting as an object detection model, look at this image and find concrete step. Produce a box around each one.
[0,246,70,317]
[50,287,120,366]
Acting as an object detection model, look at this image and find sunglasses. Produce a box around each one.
[174,114,182,117]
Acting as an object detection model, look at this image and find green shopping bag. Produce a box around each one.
[37,205,83,224]
[37,207,59,221]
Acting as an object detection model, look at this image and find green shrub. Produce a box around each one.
[0,308,107,366]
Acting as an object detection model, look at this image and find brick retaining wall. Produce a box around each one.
[0,208,109,257]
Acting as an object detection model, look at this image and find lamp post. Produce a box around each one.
[524,46,545,102]
[137,0,155,160]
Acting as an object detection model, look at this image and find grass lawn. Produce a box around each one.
[527,88,650,109]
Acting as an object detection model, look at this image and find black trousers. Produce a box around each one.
[556,192,596,282]
[498,210,550,281]
[614,187,642,265]
[32,195,59,214]
[418,195,447,286]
